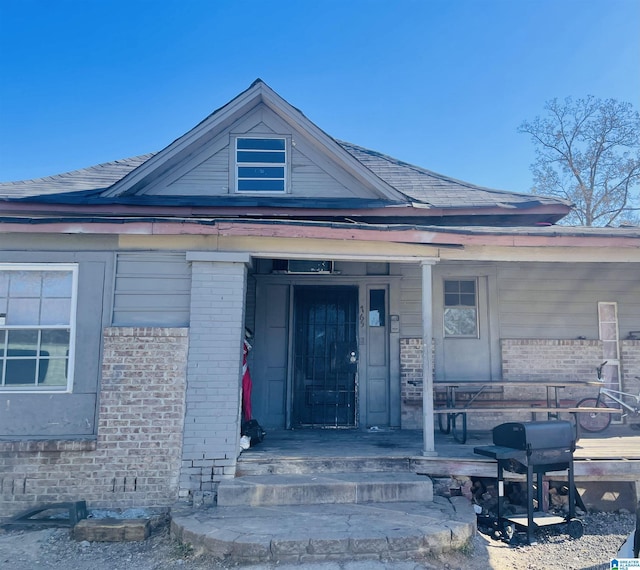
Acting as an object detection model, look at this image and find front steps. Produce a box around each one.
[216,471,434,506]
[170,469,476,565]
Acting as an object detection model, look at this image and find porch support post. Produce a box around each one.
[180,252,251,499]
[421,260,438,457]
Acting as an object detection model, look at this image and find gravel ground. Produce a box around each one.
[0,511,635,570]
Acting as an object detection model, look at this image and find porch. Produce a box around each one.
[169,425,639,564]
[237,426,640,485]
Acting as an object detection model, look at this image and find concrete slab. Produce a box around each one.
[217,472,433,506]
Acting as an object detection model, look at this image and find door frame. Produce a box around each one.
[253,273,400,429]
[290,284,360,428]
[433,264,500,382]
[254,275,400,429]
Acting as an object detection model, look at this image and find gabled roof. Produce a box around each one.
[0,80,573,225]
[100,79,406,203]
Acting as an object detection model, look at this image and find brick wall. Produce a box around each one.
[0,327,188,521]
[501,339,603,401]
[400,338,428,429]
[621,340,640,403]
[179,260,246,500]
[400,337,640,431]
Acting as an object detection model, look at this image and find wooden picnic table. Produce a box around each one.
[432,380,621,443]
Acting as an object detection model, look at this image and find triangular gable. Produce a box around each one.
[101,80,407,203]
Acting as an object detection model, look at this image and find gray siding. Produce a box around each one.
[144,107,376,199]
[165,145,230,195]
[0,254,112,437]
[113,252,191,326]
[497,262,640,339]
[398,263,422,338]
[290,146,358,198]
[397,261,640,341]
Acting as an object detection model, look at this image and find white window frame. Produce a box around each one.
[231,135,290,194]
[443,278,479,338]
[0,263,78,394]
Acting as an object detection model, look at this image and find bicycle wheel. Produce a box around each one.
[452,412,467,444]
[438,411,451,434]
[576,397,612,433]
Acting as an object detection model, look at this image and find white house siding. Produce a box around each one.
[0,327,188,521]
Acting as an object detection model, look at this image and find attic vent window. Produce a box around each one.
[235,137,287,192]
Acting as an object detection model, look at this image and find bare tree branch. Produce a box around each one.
[518,96,640,226]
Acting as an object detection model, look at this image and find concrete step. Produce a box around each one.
[236,456,415,476]
[217,472,433,507]
[171,496,475,565]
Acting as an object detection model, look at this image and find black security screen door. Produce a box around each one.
[293,286,358,427]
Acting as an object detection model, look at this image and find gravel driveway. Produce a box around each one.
[0,511,635,570]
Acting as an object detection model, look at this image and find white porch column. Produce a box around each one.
[421,260,438,456]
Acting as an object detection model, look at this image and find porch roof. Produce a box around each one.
[0,214,637,249]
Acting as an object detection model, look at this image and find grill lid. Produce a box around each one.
[492,420,575,451]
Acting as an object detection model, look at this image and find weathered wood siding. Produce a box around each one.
[112,252,191,326]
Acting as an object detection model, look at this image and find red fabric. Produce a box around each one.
[242,339,252,421]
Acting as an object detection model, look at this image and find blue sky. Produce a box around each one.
[0,0,638,194]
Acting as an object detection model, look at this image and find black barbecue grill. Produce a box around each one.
[474,420,584,544]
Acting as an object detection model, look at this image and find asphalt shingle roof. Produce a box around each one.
[338,141,568,208]
[0,142,570,213]
[0,154,154,199]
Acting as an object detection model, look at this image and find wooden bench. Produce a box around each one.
[433,406,619,414]
[431,405,622,444]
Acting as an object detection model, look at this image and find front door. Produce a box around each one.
[292,286,358,427]
[435,276,494,381]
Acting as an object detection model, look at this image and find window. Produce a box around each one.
[0,265,77,392]
[272,259,333,274]
[443,279,478,337]
[369,289,386,327]
[235,137,287,192]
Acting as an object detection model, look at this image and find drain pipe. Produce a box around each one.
[421,260,438,457]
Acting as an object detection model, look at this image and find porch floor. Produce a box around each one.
[238,425,640,480]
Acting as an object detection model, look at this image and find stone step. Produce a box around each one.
[170,496,476,565]
[217,472,433,507]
